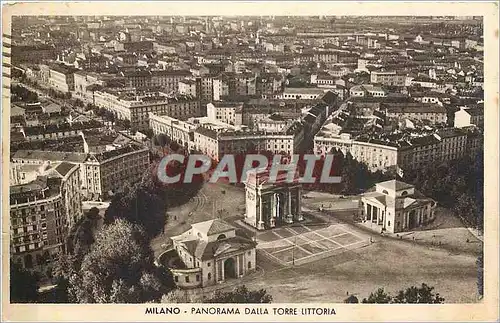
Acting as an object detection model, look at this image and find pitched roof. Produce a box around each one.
[377,180,414,191]
[191,219,235,236]
[54,162,78,177]
[196,236,256,260]
[12,150,88,163]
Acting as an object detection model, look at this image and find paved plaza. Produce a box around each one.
[256,223,369,267]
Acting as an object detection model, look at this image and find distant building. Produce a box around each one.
[120,69,192,93]
[370,71,407,87]
[48,64,78,93]
[169,219,257,288]
[11,45,57,64]
[314,128,480,172]
[349,84,386,98]
[360,180,437,233]
[382,102,447,124]
[206,102,243,126]
[93,89,200,130]
[281,87,327,100]
[454,106,484,128]
[178,79,197,97]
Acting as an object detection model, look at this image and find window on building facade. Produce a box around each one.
[248,261,251,269]
[185,276,190,283]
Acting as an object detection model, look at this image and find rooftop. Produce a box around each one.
[377,180,414,191]
[191,219,235,236]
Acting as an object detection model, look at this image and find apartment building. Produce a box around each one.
[178,79,197,97]
[194,128,297,161]
[213,73,257,100]
[255,73,283,98]
[149,113,197,150]
[206,102,244,126]
[10,162,83,273]
[370,71,407,86]
[11,144,149,201]
[21,120,105,141]
[314,133,399,171]
[383,103,448,124]
[48,64,78,93]
[314,128,480,172]
[120,69,193,92]
[93,89,200,129]
[197,75,215,103]
[73,71,109,102]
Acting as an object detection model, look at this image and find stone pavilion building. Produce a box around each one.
[169,219,257,288]
[360,180,437,233]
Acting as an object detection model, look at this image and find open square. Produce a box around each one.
[257,223,368,266]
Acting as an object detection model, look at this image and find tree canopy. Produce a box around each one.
[361,284,445,304]
[67,219,174,303]
[205,285,273,303]
[10,261,39,303]
[404,150,484,231]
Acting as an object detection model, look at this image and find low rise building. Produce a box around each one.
[454,106,484,128]
[349,84,386,98]
[169,219,257,288]
[360,180,437,233]
[281,87,327,100]
[21,120,105,141]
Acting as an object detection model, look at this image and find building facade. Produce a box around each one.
[454,107,484,128]
[169,219,257,288]
[11,144,149,201]
[93,89,200,130]
[244,169,303,230]
[10,162,83,273]
[360,180,437,233]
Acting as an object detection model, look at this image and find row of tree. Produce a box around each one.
[162,285,273,303]
[403,150,484,230]
[344,283,445,304]
[11,84,39,102]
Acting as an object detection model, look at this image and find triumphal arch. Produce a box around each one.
[244,168,303,230]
